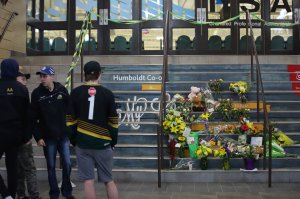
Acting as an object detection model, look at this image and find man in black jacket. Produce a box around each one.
[31,66,74,199]
[0,59,30,199]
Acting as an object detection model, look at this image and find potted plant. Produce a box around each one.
[242,145,257,170]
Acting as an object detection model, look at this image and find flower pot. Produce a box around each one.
[200,157,208,170]
[222,158,231,170]
[244,158,256,170]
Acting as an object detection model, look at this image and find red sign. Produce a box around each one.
[287,65,300,96]
[88,87,96,96]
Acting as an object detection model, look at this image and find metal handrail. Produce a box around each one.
[157,10,170,188]
[246,10,272,188]
[0,11,18,43]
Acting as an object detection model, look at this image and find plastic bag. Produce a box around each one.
[187,132,199,159]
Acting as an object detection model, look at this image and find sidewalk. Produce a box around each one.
[38,181,300,199]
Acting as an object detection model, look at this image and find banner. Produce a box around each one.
[287,65,300,96]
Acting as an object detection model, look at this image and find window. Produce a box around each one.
[110,29,132,51]
[142,28,163,50]
[44,0,67,21]
[35,0,40,19]
[27,0,32,17]
[270,0,292,20]
[239,1,261,19]
[142,0,163,20]
[110,0,132,20]
[173,28,195,50]
[44,30,67,51]
[172,0,195,20]
[76,0,97,21]
[208,0,230,20]
[76,29,98,51]
[270,28,293,50]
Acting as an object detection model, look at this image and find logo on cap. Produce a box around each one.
[36,66,55,75]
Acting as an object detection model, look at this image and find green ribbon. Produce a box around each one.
[92,10,300,27]
[170,11,241,25]
[65,11,91,91]
[251,14,300,27]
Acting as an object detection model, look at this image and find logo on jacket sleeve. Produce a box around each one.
[57,94,63,100]
[6,87,14,95]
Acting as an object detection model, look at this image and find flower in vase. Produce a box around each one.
[196,144,213,159]
[214,145,232,170]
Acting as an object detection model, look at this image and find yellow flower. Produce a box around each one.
[239,86,246,93]
[201,112,211,121]
[214,150,219,157]
[170,125,178,133]
[206,147,212,154]
[178,136,186,142]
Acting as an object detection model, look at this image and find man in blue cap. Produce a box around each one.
[0,58,30,199]
[31,66,74,199]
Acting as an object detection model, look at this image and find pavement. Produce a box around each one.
[36,181,300,199]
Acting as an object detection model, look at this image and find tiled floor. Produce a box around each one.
[37,181,300,199]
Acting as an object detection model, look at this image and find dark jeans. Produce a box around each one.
[43,136,72,198]
[0,146,18,199]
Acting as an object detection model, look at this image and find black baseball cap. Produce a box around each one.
[18,66,31,79]
[84,61,101,75]
[18,72,31,79]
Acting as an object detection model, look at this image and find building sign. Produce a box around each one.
[111,74,162,82]
[209,21,262,27]
[287,65,300,96]
[209,0,291,13]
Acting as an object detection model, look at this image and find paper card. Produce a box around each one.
[187,136,195,145]
[175,143,181,148]
[183,127,191,137]
[238,134,247,144]
[251,137,263,146]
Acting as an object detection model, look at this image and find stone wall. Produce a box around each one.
[0,0,26,60]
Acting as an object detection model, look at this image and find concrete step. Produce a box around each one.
[2,167,300,183]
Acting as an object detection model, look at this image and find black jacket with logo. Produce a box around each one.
[0,78,30,148]
[31,82,69,141]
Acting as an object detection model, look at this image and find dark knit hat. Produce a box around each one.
[0,58,19,79]
[84,61,101,75]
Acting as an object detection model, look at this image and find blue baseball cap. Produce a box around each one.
[36,66,55,75]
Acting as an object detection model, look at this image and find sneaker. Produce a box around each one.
[58,181,76,188]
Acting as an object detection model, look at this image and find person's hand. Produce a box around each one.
[37,139,46,146]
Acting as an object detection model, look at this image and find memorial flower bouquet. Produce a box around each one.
[196,144,213,170]
[229,81,251,103]
[163,110,186,137]
[208,79,224,94]
[214,145,232,170]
